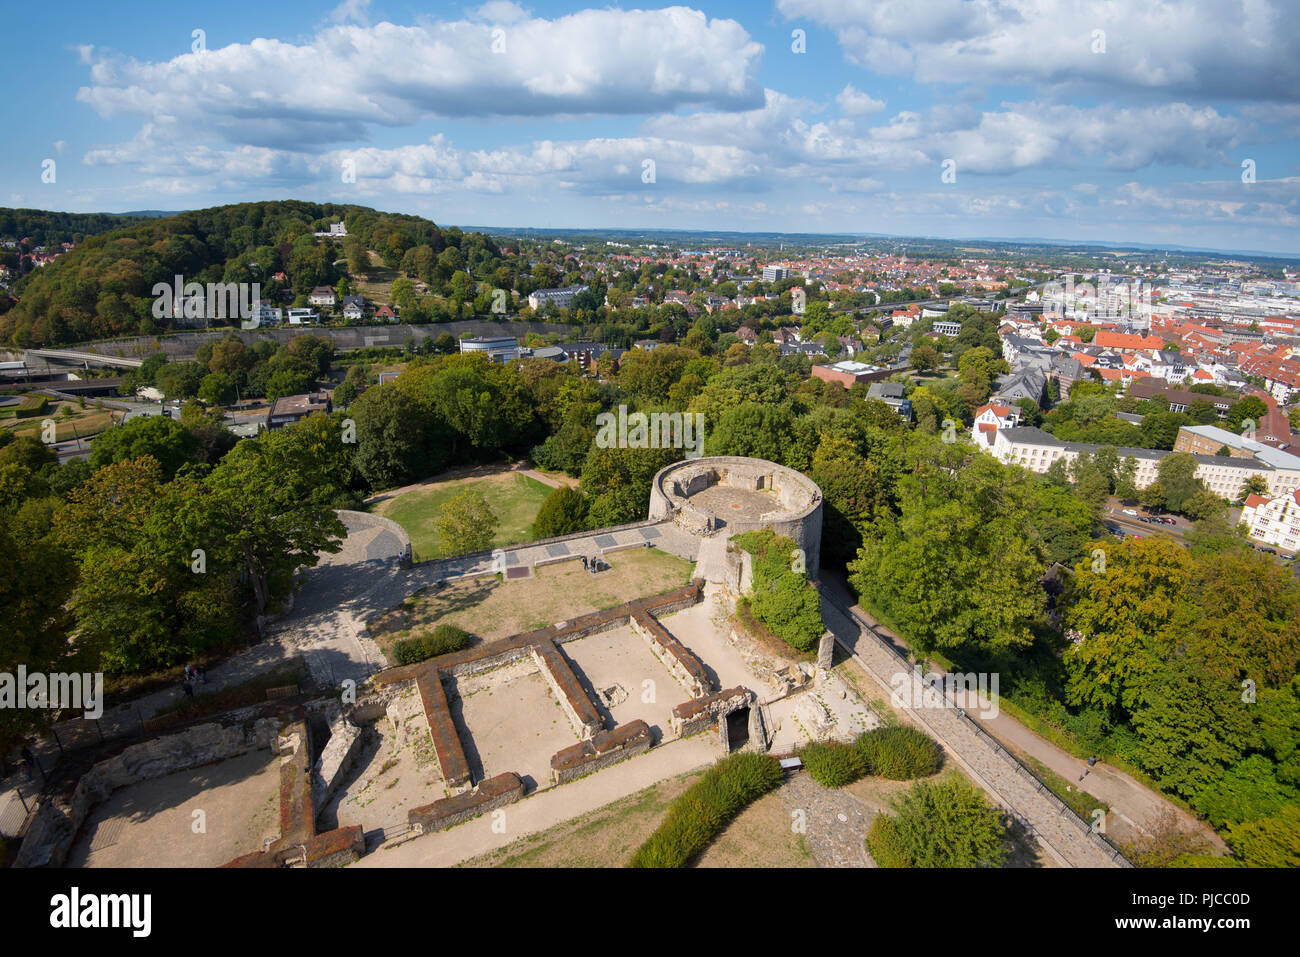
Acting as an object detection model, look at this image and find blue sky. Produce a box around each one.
[2,0,1298,254]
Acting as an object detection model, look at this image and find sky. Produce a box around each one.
[2,0,1298,254]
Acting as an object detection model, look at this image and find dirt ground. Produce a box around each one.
[319,686,447,834]
[66,749,281,868]
[657,601,767,693]
[369,547,694,656]
[697,789,815,867]
[459,773,697,868]
[449,660,579,790]
[561,625,686,738]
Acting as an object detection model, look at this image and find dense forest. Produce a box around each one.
[0,208,154,251]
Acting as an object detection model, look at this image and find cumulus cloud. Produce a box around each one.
[777,0,1300,101]
[836,84,886,116]
[75,7,764,148]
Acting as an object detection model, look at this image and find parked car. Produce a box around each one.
[1161,517,1177,525]
[1122,508,1138,516]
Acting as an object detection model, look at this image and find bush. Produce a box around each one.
[630,753,783,868]
[865,814,911,868]
[393,624,471,665]
[799,740,869,788]
[857,725,943,780]
[888,779,1007,867]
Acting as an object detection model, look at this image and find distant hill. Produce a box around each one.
[0,200,510,347]
[0,208,154,248]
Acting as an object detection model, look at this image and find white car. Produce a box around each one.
[1122,508,1137,516]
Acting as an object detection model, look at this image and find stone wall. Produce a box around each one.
[416,670,471,790]
[408,772,524,833]
[14,714,282,868]
[223,719,365,868]
[531,640,603,740]
[631,612,710,698]
[311,710,365,812]
[549,720,654,785]
[648,456,824,579]
[671,686,766,753]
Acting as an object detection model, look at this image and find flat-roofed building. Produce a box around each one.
[458,336,519,363]
[266,392,331,431]
[810,360,892,389]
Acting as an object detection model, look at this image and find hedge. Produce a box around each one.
[393,624,471,665]
[799,740,869,788]
[856,725,943,780]
[629,753,783,868]
[16,395,48,418]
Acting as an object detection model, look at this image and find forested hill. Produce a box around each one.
[0,208,155,249]
[0,200,507,347]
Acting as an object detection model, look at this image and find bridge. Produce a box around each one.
[24,349,143,370]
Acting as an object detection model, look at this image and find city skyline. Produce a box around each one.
[1,0,1298,254]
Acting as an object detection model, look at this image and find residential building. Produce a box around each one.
[932,320,962,337]
[986,426,1285,500]
[308,287,337,308]
[286,308,319,325]
[970,402,1021,448]
[528,285,588,310]
[865,381,913,421]
[1239,490,1300,552]
[341,296,365,320]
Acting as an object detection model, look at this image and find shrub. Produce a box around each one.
[799,740,868,788]
[731,529,824,652]
[888,779,1007,867]
[630,753,783,868]
[393,624,471,665]
[857,725,943,780]
[865,814,911,868]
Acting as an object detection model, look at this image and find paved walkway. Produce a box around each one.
[777,773,875,868]
[818,588,1125,868]
[818,571,1223,854]
[353,734,721,867]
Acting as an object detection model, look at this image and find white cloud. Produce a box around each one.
[836,84,885,116]
[778,0,1300,101]
[75,7,763,150]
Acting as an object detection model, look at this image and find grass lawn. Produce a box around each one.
[371,471,554,561]
[3,408,115,442]
[459,769,813,868]
[368,546,694,659]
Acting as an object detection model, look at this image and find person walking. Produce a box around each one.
[182,679,195,699]
[198,664,208,684]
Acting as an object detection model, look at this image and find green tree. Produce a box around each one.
[89,414,199,480]
[849,454,1046,655]
[435,489,499,556]
[531,485,589,538]
[1156,452,1204,514]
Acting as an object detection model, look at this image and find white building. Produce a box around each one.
[528,285,588,311]
[985,426,1280,501]
[762,266,788,283]
[287,308,319,325]
[1239,490,1300,552]
[458,336,519,363]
